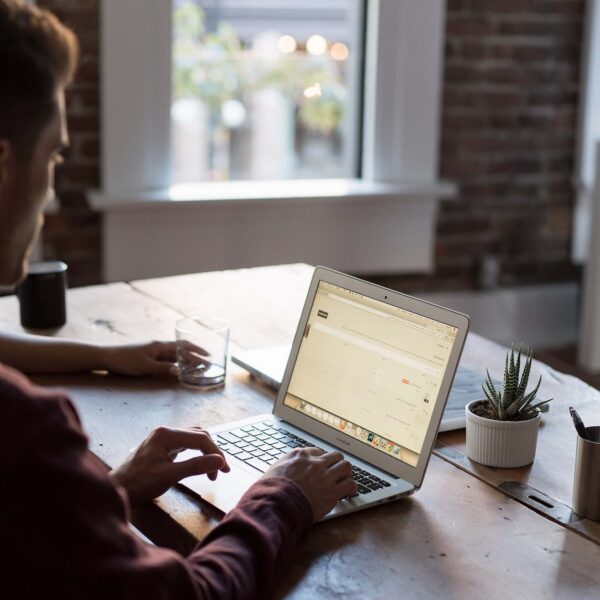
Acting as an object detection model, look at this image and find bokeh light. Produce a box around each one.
[303,83,322,99]
[277,34,297,54]
[306,34,327,56]
[331,42,349,61]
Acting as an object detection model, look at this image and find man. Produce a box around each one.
[0,2,356,598]
[0,0,178,380]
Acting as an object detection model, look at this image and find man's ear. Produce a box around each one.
[0,139,12,187]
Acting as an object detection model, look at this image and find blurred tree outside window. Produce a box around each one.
[171,0,363,183]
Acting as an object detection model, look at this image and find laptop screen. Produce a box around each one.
[283,281,459,467]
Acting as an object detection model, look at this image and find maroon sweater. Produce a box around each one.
[0,364,313,599]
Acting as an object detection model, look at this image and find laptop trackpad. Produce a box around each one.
[178,452,260,514]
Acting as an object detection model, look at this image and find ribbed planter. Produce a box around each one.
[465,400,541,468]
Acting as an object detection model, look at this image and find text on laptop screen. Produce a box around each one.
[283,282,458,467]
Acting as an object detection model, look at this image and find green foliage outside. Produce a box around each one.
[172,2,346,134]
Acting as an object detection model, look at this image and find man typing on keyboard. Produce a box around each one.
[0,2,356,598]
[213,423,390,497]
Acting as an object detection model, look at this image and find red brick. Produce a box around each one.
[77,137,100,160]
[446,16,497,36]
[74,59,99,84]
[497,19,582,38]
[66,113,100,133]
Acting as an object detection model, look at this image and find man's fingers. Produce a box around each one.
[325,457,353,483]
[151,341,178,362]
[318,450,345,467]
[153,427,230,471]
[334,477,358,500]
[297,448,346,469]
[168,446,185,461]
[176,340,210,358]
[174,454,225,480]
[155,427,219,453]
[178,349,210,365]
[302,447,326,457]
[150,360,177,375]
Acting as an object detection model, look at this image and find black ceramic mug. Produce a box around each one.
[17,260,68,329]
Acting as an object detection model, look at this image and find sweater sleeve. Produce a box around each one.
[185,477,313,599]
[0,364,312,600]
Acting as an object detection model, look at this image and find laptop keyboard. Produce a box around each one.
[214,420,391,495]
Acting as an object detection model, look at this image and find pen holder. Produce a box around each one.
[573,426,600,521]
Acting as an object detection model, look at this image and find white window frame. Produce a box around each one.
[573,0,600,370]
[573,0,600,264]
[93,0,455,281]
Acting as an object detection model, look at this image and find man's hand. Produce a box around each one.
[112,426,230,506]
[102,341,207,377]
[262,448,357,521]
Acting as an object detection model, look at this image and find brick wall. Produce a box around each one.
[375,0,585,293]
[38,0,101,287]
[434,0,584,291]
[38,0,585,290]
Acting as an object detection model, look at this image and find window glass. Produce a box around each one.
[171,0,364,183]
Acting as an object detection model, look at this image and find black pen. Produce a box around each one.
[569,406,588,440]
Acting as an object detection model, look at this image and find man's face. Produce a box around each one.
[0,90,68,287]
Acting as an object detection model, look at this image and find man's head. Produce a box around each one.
[0,0,78,286]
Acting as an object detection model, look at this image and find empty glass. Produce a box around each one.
[175,316,229,387]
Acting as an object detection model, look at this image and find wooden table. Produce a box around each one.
[1,264,599,599]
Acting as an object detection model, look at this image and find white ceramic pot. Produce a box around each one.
[465,400,541,468]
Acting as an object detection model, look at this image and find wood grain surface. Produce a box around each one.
[281,455,600,600]
[1,264,599,598]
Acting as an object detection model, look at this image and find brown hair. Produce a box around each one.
[0,0,79,160]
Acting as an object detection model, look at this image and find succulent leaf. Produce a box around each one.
[509,348,516,395]
[516,350,532,400]
[504,348,518,407]
[519,376,542,412]
[502,353,509,404]
[527,398,553,414]
[485,371,500,405]
[485,346,552,421]
[485,383,499,407]
[483,386,496,408]
[483,388,496,407]
[498,398,506,420]
[506,394,527,418]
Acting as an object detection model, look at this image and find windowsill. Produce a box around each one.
[89,178,457,211]
[93,177,456,281]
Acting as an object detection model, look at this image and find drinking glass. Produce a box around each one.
[175,316,229,387]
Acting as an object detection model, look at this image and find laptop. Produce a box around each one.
[232,348,491,432]
[179,267,469,519]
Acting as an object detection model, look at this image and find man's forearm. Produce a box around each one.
[184,477,313,599]
[0,330,107,373]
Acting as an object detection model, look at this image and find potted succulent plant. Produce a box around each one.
[466,346,552,468]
